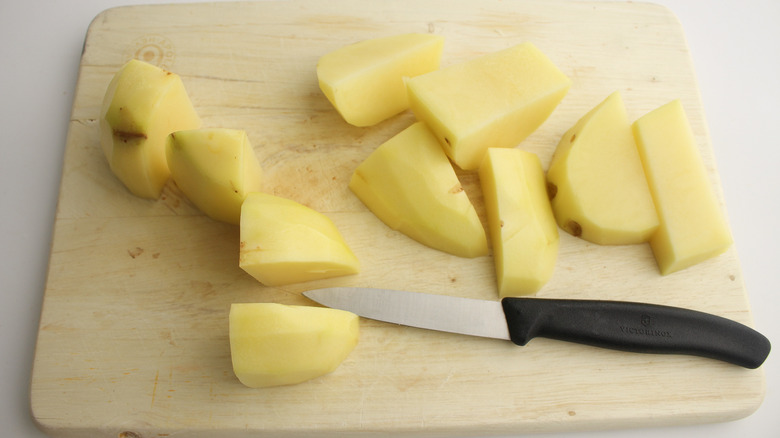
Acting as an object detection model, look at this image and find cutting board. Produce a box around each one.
[31,1,766,437]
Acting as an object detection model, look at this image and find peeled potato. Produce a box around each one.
[229,303,359,388]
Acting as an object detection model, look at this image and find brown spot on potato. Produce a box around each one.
[566,220,582,237]
[546,182,558,200]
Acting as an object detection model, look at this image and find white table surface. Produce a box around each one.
[1,0,777,437]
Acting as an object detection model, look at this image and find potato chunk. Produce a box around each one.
[547,91,659,244]
[632,100,732,275]
[229,303,359,388]
[479,148,559,296]
[166,128,263,225]
[317,33,444,127]
[349,122,488,258]
[239,193,359,286]
[407,42,570,170]
[99,59,201,198]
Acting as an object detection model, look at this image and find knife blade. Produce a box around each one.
[303,287,771,369]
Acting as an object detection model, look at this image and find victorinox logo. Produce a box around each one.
[619,314,672,338]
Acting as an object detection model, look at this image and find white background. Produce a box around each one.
[1,0,777,437]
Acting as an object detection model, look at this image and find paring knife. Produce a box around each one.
[303,287,770,369]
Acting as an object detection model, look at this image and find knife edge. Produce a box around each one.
[303,287,511,341]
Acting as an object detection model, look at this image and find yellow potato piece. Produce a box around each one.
[99,59,201,198]
[349,122,488,258]
[407,42,570,170]
[547,91,659,244]
[479,148,559,297]
[166,128,263,225]
[229,303,359,388]
[632,100,732,275]
[317,33,445,127]
[239,193,359,286]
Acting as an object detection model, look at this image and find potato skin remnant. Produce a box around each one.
[449,184,465,194]
[546,182,558,200]
[113,130,148,142]
[566,220,583,237]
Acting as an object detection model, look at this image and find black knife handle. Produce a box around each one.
[500,297,770,368]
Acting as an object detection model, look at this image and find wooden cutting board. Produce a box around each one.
[31,1,766,436]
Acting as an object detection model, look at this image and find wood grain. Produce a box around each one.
[31,1,766,437]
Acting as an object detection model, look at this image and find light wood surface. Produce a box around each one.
[30,1,766,437]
